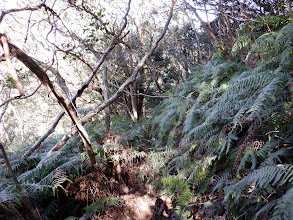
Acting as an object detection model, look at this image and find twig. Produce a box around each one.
[0,84,42,108]
[109,82,183,99]
[44,0,177,156]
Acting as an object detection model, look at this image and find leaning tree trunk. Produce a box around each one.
[0,141,41,219]
[0,35,96,166]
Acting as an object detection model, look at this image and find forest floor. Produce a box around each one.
[55,135,174,220]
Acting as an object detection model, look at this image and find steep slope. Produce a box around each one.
[147,22,293,219]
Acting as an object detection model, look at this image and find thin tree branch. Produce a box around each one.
[45,0,177,156]
[0,3,45,24]
[0,84,41,108]
[22,111,65,159]
[21,0,132,159]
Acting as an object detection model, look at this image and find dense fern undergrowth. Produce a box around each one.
[147,22,293,219]
[0,22,293,220]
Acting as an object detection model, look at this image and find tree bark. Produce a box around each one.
[0,35,24,96]
[0,37,96,166]
[102,63,111,133]
[129,82,138,122]
[44,0,177,156]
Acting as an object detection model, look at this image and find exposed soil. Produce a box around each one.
[55,142,174,220]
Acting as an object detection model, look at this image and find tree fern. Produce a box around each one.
[0,187,20,205]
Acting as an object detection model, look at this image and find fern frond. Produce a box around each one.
[160,176,191,207]
[270,187,293,220]
[237,149,257,174]
[83,197,122,218]
[41,200,58,220]
[0,188,20,205]
[224,164,293,199]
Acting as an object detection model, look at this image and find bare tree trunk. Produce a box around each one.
[22,112,65,159]
[137,88,144,118]
[0,141,41,220]
[0,35,24,96]
[102,63,111,133]
[2,39,96,166]
[45,0,177,156]
[129,82,138,122]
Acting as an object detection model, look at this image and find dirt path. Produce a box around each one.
[58,151,174,220]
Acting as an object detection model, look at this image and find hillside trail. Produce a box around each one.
[57,133,174,220]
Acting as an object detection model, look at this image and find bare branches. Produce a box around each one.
[0,84,41,108]
[22,111,65,159]
[5,39,97,165]
[45,0,177,155]
[0,3,45,24]
[34,59,72,99]
[20,0,133,159]
[182,0,232,61]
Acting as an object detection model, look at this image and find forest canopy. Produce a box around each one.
[0,0,292,219]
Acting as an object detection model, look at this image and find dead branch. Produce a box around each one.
[0,35,24,96]
[0,3,45,24]
[22,0,132,159]
[0,84,41,108]
[45,0,177,155]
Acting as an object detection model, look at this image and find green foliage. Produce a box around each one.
[83,197,122,219]
[0,138,83,218]
[146,21,293,219]
[224,164,293,199]
[254,186,293,220]
[159,176,191,209]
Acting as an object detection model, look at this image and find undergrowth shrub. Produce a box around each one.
[147,22,293,219]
